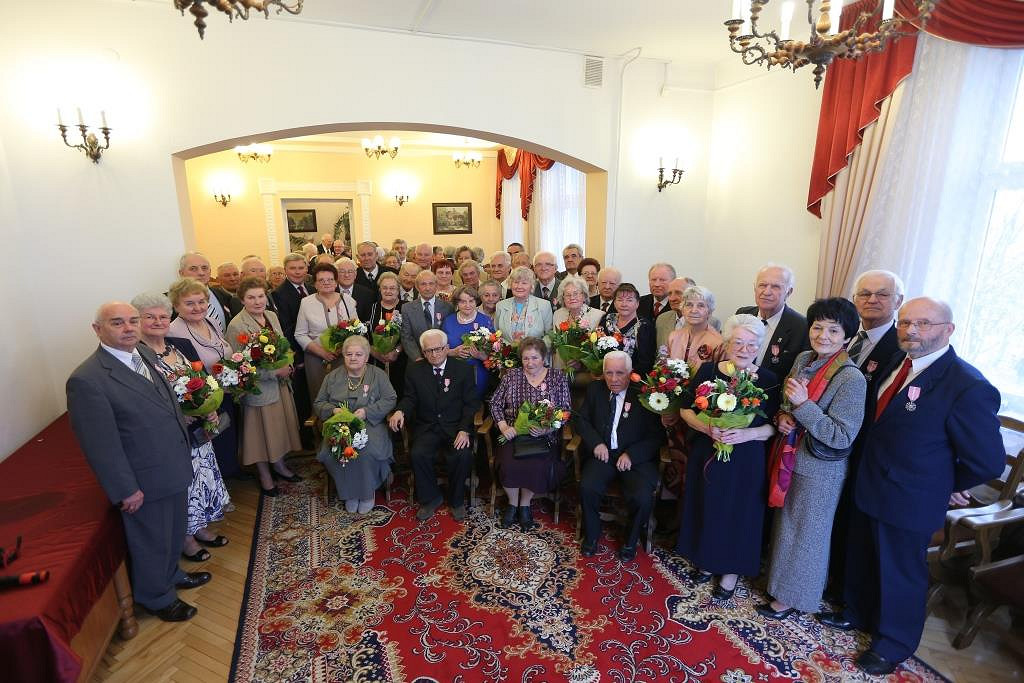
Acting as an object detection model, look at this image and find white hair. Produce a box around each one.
[419,328,447,349]
[852,269,905,300]
[557,274,589,301]
[757,263,795,290]
[603,350,632,372]
[178,251,208,272]
[648,262,677,279]
[131,292,172,315]
[597,266,622,281]
[683,285,716,312]
[509,265,537,285]
[723,313,767,346]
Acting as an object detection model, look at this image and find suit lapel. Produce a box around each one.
[877,349,954,422]
[98,348,175,414]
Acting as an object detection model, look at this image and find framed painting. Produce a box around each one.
[286,209,317,233]
[432,203,473,234]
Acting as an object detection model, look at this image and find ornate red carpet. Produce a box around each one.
[230,458,948,682]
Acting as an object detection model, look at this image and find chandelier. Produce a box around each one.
[725,0,938,88]
[362,136,400,160]
[452,151,482,168]
[174,1,304,40]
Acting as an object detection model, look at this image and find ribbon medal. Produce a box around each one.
[864,360,878,382]
[905,385,920,412]
[443,378,451,393]
[622,401,631,419]
[770,344,781,364]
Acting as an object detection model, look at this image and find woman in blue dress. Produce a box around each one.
[441,285,493,398]
[675,314,779,600]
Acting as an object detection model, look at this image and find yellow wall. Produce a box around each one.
[585,171,607,265]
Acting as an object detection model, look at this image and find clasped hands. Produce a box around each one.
[389,410,469,449]
[498,421,551,442]
[594,444,632,471]
[335,407,367,419]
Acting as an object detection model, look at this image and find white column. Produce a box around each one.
[356,179,372,243]
[257,178,280,265]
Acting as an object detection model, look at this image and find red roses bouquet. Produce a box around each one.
[370,311,402,355]
[237,328,294,370]
[211,354,259,397]
[320,318,369,354]
[169,360,225,435]
[633,357,692,416]
[691,362,768,461]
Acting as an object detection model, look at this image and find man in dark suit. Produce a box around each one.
[531,251,562,307]
[177,252,232,334]
[400,269,453,361]
[272,253,313,426]
[638,263,676,321]
[397,262,420,304]
[355,241,397,294]
[591,266,622,312]
[557,243,583,279]
[818,297,1004,676]
[735,264,809,382]
[317,233,333,254]
[67,302,210,622]
[389,329,481,521]
[332,257,374,321]
[228,257,279,318]
[574,350,665,561]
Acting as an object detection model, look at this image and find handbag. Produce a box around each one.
[188,411,232,448]
[512,435,551,458]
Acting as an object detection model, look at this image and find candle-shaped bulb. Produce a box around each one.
[76,107,84,126]
[659,156,664,169]
[673,157,680,170]
[780,1,795,40]
[731,0,742,20]
[100,110,108,128]
[829,0,843,34]
[882,0,895,21]
[57,108,63,126]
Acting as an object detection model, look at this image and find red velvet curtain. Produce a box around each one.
[806,0,918,217]
[495,148,556,221]
[897,0,1024,47]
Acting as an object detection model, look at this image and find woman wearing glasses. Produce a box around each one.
[295,262,360,404]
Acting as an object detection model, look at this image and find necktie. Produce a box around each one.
[423,301,432,325]
[874,356,913,420]
[761,318,769,326]
[131,352,153,382]
[653,301,662,317]
[542,286,550,299]
[434,366,444,388]
[297,283,308,297]
[606,391,618,446]
[847,330,868,365]
[206,299,225,334]
[601,301,610,312]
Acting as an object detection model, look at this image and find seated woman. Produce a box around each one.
[758,297,866,620]
[675,314,779,600]
[314,335,397,514]
[226,277,303,496]
[601,283,655,375]
[488,337,571,531]
[432,258,456,302]
[494,266,554,343]
[478,280,502,319]
[134,291,230,562]
[578,257,601,299]
[366,271,407,399]
[294,262,360,404]
[552,275,605,384]
[441,285,493,398]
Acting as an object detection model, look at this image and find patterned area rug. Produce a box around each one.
[230,458,949,682]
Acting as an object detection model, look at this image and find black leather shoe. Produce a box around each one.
[499,506,517,529]
[618,544,637,562]
[756,603,796,620]
[261,486,279,497]
[416,497,444,521]
[580,541,597,557]
[691,570,713,585]
[518,505,537,532]
[195,535,229,548]
[144,598,197,622]
[817,611,855,631]
[712,583,736,600]
[271,469,302,483]
[856,650,898,676]
[175,571,212,590]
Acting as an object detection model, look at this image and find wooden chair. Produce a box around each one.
[567,437,670,553]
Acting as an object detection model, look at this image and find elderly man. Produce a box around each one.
[638,263,676,321]
[67,302,209,622]
[318,233,334,254]
[355,240,396,293]
[510,251,532,270]
[735,263,808,381]
[400,269,453,361]
[178,252,232,334]
[391,238,409,264]
[655,277,696,350]
[507,242,525,257]
[389,329,480,521]
[574,350,665,561]
[488,251,512,295]
[273,253,314,424]
[216,262,241,294]
[398,262,421,303]
[411,242,433,270]
[228,257,278,317]
[559,244,584,278]
[591,266,622,312]
[819,297,1003,676]
[532,251,561,305]
[333,257,374,321]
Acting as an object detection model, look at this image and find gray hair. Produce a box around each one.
[533,251,557,266]
[458,259,484,278]
[723,313,767,346]
[130,292,172,315]
[377,271,400,288]
[301,243,317,257]
[479,280,502,295]
[562,243,583,255]
[399,262,422,277]
[341,334,370,355]
[598,266,622,282]
[557,274,589,301]
[419,328,447,349]
[217,261,238,273]
[683,285,716,312]
[282,252,306,266]
[376,245,387,261]
[509,265,537,286]
[392,238,408,248]
[471,246,485,262]
[852,269,905,300]
[240,256,265,272]
[357,241,376,252]
[178,251,209,272]
[489,251,511,265]
[603,350,632,372]
[757,263,795,290]
[648,262,677,279]
[334,257,357,270]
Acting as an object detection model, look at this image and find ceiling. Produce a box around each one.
[275,131,502,151]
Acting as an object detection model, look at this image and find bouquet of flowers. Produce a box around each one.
[633,357,692,415]
[461,325,493,354]
[320,318,369,354]
[578,330,623,375]
[691,362,768,461]
[170,360,225,435]
[465,328,520,374]
[237,328,294,370]
[321,406,370,466]
[211,354,260,397]
[546,318,593,378]
[370,311,402,355]
[498,399,571,443]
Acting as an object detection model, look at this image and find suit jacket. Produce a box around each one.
[400,297,454,360]
[493,295,554,342]
[317,243,330,254]
[857,322,901,385]
[228,288,278,320]
[638,293,670,322]
[396,359,480,438]
[590,294,614,314]
[573,382,664,467]
[655,310,682,350]
[533,277,562,306]
[854,347,1004,534]
[272,279,313,361]
[355,266,398,293]
[66,345,193,504]
[736,304,809,381]
[340,282,375,322]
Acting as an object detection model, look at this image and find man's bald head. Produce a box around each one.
[93,302,141,352]
[897,297,955,359]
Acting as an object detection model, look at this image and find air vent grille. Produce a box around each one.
[583,55,604,88]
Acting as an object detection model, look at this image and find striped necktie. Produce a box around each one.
[847,331,869,365]
[207,298,226,334]
[131,352,153,382]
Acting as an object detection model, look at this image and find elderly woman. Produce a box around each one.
[226,277,303,496]
[489,337,571,531]
[432,258,456,302]
[601,283,655,374]
[667,286,723,370]
[366,271,407,398]
[455,245,474,265]
[441,285,493,397]
[675,314,779,599]
[456,259,484,289]
[552,275,605,375]
[294,262,360,404]
[134,291,230,562]
[314,335,397,513]
[578,257,601,298]
[268,266,287,290]
[757,298,866,620]
[478,280,502,319]
[167,277,240,480]
[494,266,554,342]
[383,250,401,270]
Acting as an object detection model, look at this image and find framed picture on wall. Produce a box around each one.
[286,209,317,233]
[432,203,473,234]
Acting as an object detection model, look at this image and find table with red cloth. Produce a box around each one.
[0,413,131,683]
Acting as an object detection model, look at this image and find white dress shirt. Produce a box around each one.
[609,389,626,450]
[875,345,950,397]
[756,308,786,366]
[101,343,140,370]
[848,319,895,364]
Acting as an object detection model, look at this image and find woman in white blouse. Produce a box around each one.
[493,266,553,343]
[294,262,359,404]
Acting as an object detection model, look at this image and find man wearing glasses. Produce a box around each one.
[818,297,1003,676]
[388,329,480,521]
[846,270,905,384]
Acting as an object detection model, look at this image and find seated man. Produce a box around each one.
[574,350,664,561]
[389,329,481,522]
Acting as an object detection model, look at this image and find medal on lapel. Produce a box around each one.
[363,384,370,396]
[865,360,878,382]
[905,385,920,412]
[443,378,451,393]
[770,343,781,364]
[622,401,631,419]
[435,311,443,326]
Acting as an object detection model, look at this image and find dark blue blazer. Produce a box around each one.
[854,347,1004,534]
[736,304,809,381]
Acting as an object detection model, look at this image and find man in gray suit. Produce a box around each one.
[400,269,453,361]
[66,302,210,622]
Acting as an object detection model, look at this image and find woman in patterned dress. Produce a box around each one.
[600,283,656,375]
[133,292,230,563]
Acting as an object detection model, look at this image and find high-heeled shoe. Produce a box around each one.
[271,469,302,483]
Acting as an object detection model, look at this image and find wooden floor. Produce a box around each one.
[93,476,1023,683]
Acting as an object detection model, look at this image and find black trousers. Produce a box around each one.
[122,490,188,610]
[410,424,473,508]
[579,452,658,548]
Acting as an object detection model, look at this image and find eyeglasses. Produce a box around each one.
[423,346,447,354]
[855,290,893,301]
[896,319,950,330]
[0,535,22,568]
[731,340,760,351]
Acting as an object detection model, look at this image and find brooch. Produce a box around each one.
[905,385,920,411]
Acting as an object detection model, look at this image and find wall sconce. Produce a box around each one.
[57,108,111,164]
[395,194,409,206]
[657,157,684,192]
[453,151,481,168]
[363,135,400,160]
[235,144,272,163]
[214,193,231,206]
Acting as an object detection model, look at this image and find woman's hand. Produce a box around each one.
[498,421,518,441]
[274,365,292,378]
[449,343,471,359]
[470,348,487,361]
[710,426,753,445]
[528,425,551,437]
[784,377,809,407]
[383,349,400,362]
[661,412,680,427]
[776,412,797,435]
[307,342,336,362]
[352,408,367,419]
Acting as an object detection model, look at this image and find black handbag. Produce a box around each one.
[512,435,551,458]
[188,411,232,448]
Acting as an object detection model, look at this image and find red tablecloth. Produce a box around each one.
[0,413,126,683]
